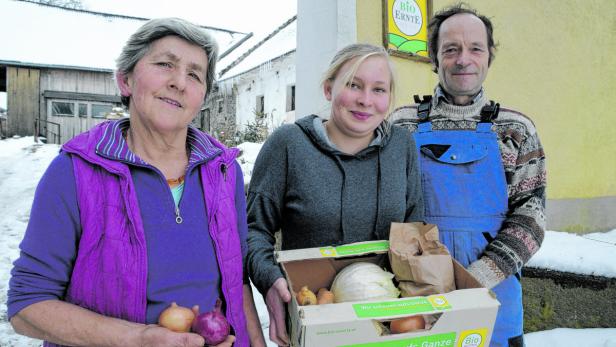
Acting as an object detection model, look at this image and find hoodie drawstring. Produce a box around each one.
[373,148,382,239]
[331,155,346,245]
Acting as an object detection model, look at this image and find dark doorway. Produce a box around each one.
[0,66,6,92]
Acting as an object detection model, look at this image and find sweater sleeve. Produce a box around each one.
[468,125,547,288]
[246,128,290,296]
[7,152,81,319]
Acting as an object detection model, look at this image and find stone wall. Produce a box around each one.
[197,86,238,144]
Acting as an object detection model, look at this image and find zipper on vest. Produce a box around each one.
[175,205,183,224]
[221,164,228,181]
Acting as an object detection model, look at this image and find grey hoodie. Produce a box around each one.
[246,115,424,295]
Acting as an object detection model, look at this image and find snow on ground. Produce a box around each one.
[1,137,615,346]
[527,230,616,277]
[237,141,264,186]
[526,328,616,346]
[0,137,60,347]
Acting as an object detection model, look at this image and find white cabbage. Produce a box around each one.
[330,262,400,303]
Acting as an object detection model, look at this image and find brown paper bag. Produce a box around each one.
[388,222,455,296]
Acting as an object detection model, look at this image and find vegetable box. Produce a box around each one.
[277,239,500,347]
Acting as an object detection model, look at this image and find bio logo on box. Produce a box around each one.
[457,329,487,347]
[319,247,337,257]
[428,295,451,310]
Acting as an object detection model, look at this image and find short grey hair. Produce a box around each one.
[116,17,219,106]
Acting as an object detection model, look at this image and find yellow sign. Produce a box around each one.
[383,0,431,61]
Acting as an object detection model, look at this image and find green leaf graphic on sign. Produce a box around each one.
[388,33,407,48]
[398,40,427,54]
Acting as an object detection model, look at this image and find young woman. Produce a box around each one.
[246,43,424,346]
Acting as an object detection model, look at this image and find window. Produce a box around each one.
[48,99,117,119]
[217,99,224,113]
[78,103,88,118]
[256,95,264,114]
[92,104,113,118]
[286,85,295,112]
[51,101,74,117]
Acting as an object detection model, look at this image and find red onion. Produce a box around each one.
[191,299,230,345]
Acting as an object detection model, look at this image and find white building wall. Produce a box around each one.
[233,53,296,132]
[296,0,356,119]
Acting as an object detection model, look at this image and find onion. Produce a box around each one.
[316,288,335,305]
[191,299,230,345]
[158,302,195,332]
[390,315,426,333]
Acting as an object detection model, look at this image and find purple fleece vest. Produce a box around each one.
[44,122,248,347]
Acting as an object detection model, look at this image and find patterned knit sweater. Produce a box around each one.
[390,91,546,289]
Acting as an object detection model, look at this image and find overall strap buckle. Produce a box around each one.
[480,100,500,123]
[414,95,433,123]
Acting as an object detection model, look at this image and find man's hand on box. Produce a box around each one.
[266,277,291,346]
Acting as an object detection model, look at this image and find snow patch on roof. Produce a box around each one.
[218,16,296,80]
[1,0,247,71]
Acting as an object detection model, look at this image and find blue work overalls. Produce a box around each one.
[412,98,523,347]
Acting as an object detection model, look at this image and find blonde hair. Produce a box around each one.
[321,43,396,116]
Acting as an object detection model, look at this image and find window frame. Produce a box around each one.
[91,103,114,119]
[48,99,117,119]
[256,95,265,115]
[78,103,88,118]
[51,100,76,117]
[286,85,295,112]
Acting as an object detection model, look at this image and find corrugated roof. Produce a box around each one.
[1,0,248,72]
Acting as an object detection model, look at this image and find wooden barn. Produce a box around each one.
[1,0,247,144]
[2,63,122,144]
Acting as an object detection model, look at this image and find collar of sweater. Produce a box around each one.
[90,118,223,167]
[434,84,485,106]
[431,88,490,121]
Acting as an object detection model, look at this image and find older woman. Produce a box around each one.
[246,43,424,346]
[8,18,264,347]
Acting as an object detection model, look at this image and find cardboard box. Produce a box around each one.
[277,240,499,347]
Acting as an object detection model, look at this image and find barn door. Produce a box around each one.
[7,67,40,136]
